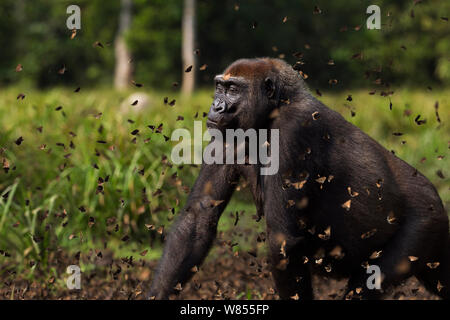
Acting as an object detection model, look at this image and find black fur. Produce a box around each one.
[148,58,449,300]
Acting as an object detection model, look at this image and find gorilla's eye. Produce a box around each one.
[228,84,239,94]
[216,83,225,93]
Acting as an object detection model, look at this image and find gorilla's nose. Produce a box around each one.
[212,99,226,113]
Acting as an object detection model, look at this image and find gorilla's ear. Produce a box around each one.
[264,77,275,99]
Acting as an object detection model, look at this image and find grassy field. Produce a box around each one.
[0,86,448,294]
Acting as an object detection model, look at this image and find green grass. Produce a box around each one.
[0,86,448,277]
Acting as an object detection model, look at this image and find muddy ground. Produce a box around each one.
[0,244,440,300]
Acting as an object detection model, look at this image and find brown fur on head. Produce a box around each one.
[222,58,308,102]
[223,58,274,80]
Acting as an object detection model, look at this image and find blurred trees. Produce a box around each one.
[0,0,119,87]
[0,0,448,89]
[114,0,133,90]
[181,0,196,95]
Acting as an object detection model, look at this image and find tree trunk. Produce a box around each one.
[114,0,133,90]
[181,0,196,96]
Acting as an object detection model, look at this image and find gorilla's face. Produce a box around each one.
[207,75,247,131]
[207,74,276,132]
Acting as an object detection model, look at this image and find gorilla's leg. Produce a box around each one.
[345,212,448,299]
[265,193,313,300]
[267,226,313,300]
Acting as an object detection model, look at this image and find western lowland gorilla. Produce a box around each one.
[148,58,449,300]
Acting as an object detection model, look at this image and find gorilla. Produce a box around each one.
[148,58,449,300]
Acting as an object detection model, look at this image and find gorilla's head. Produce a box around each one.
[207,58,307,132]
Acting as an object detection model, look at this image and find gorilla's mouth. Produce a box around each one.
[206,119,219,128]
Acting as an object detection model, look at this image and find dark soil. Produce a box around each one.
[0,244,440,300]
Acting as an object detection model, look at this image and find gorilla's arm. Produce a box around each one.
[148,164,238,299]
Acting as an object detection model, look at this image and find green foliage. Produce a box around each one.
[0,0,119,87]
[127,0,182,87]
[0,0,448,88]
[0,87,203,265]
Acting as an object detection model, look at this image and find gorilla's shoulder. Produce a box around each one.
[276,95,348,130]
